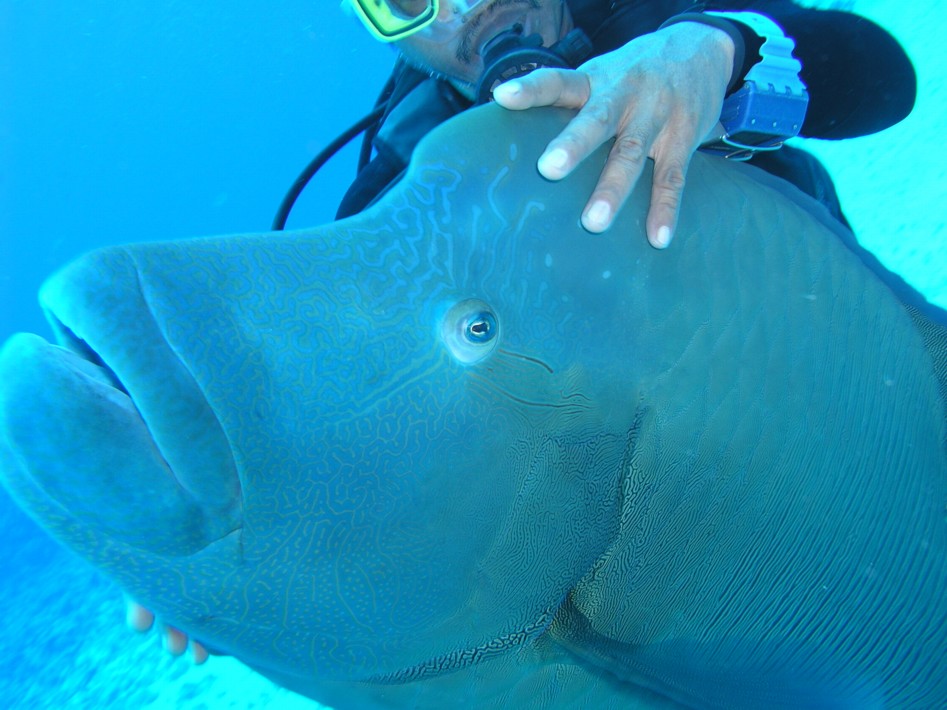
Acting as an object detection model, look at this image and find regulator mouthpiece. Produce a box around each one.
[475,25,592,105]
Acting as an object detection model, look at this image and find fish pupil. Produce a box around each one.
[467,313,496,342]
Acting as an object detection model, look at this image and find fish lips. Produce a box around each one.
[0,246,241,555]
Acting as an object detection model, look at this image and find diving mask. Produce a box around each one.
[350,0,486,42]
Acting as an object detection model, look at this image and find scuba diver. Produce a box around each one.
[131,0,916,663]
[274,0,916,249]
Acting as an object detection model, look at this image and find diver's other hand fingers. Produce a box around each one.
[163,626,189,656]
[192,640,210,665]
[645,148,692,249]
[123,594,209,664]
[493,68,591,110]
[124,596,155,633]
[581,127,653,233]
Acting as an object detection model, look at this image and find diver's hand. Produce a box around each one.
[124,595,209,664]
[493,21,735,248]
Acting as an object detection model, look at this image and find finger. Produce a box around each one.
[537,98,630,181]
[580,128,653,233]
[646,152,691,249]
[124,596,154,633]
[191,640,210,665]
[492,68,591,111]
[163,626,188,656]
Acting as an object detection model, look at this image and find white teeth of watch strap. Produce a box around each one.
[706,11,807,99]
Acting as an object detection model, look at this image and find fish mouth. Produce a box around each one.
[0,246,242,556]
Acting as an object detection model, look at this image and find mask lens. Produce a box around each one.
[388,0,433,19]
[351,0,438,42]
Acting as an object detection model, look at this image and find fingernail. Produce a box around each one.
[125,601,154,633]
[584,201,611,232]
[192,641,210,665]
[494,80,521,99]
[654,225,672,249]
[538,148,569,179]
[164,627,188,656]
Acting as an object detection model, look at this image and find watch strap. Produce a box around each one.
[700,12,809,160]
[706,11,807,102]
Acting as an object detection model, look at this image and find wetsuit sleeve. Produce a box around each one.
[336,144,406,220]
[336,75,469,220]
[696,1,917,138]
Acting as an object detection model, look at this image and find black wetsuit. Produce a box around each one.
[336,0,916,223]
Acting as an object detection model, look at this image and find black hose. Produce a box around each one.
[271,104,387,231]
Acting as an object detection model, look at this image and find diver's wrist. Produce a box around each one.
[682,21,736,77]
[697,11,809,160]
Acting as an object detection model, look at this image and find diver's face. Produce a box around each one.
[395,0,572,98]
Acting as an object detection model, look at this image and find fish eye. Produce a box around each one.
[441,299,499,364]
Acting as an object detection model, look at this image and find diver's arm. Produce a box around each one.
[493,0,917,241]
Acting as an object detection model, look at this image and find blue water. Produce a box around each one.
[1,3,387,707]
[1,1,945,708]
